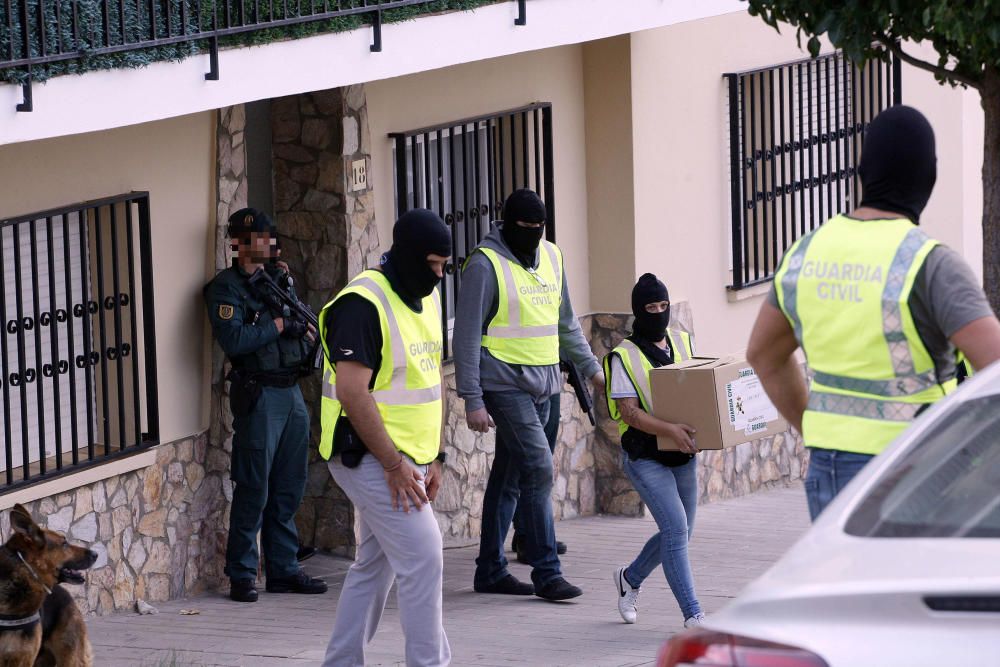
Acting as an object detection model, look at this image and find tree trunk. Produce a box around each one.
[982,67,1000,316]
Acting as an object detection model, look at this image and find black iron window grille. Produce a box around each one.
[390,102,554,360]
[725,50,901,290]
[0,192,159,492]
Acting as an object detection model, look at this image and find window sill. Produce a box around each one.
[726,281,773,303]
[0,447,158,510]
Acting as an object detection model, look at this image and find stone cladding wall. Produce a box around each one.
[2,433,226,615]
[269,85,381,556]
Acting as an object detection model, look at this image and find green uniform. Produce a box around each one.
[204,265,312,582]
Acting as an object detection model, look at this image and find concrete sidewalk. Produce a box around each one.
[88,484,809,666]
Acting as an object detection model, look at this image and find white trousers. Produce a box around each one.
[323,455,451,667]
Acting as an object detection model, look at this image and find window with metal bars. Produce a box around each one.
[390,102,554,359]
[725,51,901,290]
[0,192,159,492]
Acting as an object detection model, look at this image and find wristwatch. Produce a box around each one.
[435,451,447,464]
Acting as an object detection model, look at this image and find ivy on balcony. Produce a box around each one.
[0,0,504,84]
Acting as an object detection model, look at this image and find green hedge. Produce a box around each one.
[0,0,503,84]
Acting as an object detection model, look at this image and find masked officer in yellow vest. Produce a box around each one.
[319,209,452,667]
[604,273,705,629]
[454,189,604,601]
[748,106,1000,521]
[203,208,328,603]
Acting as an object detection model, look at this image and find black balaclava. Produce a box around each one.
[858,105,937,223]
[501,189,547,265]
[630,273,671,345]
[384,209,452,306]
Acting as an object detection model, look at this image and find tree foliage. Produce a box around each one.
[746,1,1000,90]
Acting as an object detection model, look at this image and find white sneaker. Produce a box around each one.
[613,566,640,624]
[684,612,707,628]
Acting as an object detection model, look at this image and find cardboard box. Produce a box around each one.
[649,355,788,451]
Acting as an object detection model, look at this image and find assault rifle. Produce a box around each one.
[248,266,321,369]
[561,359,596,426]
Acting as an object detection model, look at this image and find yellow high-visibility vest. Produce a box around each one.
[774,215,956,455]
[317,270,443,464]
[604,331,692,437]
[478,241,563,366]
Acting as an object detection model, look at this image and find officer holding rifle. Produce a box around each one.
[204,207,328,603]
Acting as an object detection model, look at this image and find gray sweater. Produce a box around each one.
[453,225,601,412]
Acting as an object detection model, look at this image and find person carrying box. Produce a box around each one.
[605,273,705,629]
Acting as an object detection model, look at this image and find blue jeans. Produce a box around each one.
[475,391,561,589]
[804,448,874,521]
[622,453,701,619]
[512,392,560,537]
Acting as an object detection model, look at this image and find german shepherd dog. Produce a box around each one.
[0,504,97,667]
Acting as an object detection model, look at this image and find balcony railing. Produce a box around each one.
[0,0,523,110]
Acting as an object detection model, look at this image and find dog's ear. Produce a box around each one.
[10,504,44,546]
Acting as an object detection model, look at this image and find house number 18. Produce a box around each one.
[350,159,368,193]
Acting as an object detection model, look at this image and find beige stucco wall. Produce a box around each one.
[0,112,215,444]
[899,41,985,280]
[365,45,592,313]
[583,35,636,314]
[629,12,810,355]
[628,12,984,355]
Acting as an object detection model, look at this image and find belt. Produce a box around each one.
[251,372,299,388]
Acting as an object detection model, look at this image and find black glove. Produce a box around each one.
[282,315,309,339]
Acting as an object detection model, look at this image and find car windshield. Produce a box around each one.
[845,395,1000,538]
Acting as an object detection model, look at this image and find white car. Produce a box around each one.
[659,362,1000,667]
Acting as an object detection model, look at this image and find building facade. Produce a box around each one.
[0,0,986,614]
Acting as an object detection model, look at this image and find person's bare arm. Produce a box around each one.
[617,397,697,454]
[746,302,807,433]
[336,360,428,512]
[951,316,1000,371]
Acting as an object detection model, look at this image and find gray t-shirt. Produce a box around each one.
[767,244,993,382]
[608,354,640,399]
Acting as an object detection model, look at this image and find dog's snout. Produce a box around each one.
[85,549,98,565]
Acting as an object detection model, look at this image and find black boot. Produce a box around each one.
[474,574,535,595]
[535,577,583,601]
[230,578,258,603]
[266,570,328,594]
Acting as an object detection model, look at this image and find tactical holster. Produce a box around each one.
[227,368,262,417]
